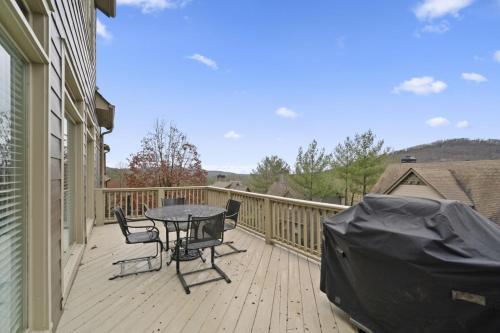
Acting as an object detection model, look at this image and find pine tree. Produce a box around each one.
[292,140,333,201]
[351,130,389,196]
[250,155,290,193]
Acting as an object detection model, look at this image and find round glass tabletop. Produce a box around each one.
[144,204,226,223]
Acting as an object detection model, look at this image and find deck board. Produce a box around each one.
[57,224,356,333]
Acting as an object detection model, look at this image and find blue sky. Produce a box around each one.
[97,0,500,173]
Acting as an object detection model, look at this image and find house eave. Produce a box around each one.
[95,0,116,17]
[95,90,115,131]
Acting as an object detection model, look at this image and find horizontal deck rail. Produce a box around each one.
[95,186,348,259]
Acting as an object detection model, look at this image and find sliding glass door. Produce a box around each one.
[0,33,26,332]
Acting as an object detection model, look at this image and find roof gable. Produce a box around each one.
[372,160,500,223]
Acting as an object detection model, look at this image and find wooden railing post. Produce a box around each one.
[95,188,104,226]
[264,198,273,244]
[157,188,164,208]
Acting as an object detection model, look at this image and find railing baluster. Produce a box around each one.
[298,206,303,249]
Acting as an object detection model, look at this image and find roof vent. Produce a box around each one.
[401,155,417,163]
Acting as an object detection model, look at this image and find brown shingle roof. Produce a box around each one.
[266,180,303,199]
[372,160,500,224]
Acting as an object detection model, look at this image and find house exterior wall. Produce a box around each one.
[0,1,111,331]
[390,184,444,200]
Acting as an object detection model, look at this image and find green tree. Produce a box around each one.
[332,136,355,205]
[351,130,389,197]
[292,140,333,201]
[250,155,290,193]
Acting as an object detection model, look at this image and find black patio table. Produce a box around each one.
[145,204,226,261]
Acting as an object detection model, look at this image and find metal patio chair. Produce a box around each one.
[176,212,231,294]
[110,207,164,280]
[215,199,247,257]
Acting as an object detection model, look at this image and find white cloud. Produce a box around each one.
[426,117,450,127]
[456,120,469,128]
[224,130,241,140]
[392,76,447,95]
[117,0,191,13]
[96,18,111,40]
[276,107,298,119]
[494,50,500,62]
[186,54,218,70]
[461,72,487,83]
[414,0,474,20]
[421,22,450,34]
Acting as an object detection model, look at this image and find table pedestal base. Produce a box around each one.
[172,248,203,261]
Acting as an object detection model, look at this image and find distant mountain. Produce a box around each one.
[206,170,249,178]
[105,168,250,186]
[206,170,250,185]
[390,138,500,163]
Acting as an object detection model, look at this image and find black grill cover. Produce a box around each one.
[320,194,500,333]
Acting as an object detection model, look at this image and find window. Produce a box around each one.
[63,115,76,264]
[0,32,26,332]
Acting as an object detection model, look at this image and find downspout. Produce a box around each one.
[100,128,112,187]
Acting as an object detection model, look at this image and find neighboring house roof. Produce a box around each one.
[267,180,303,199]
[212,180,250,192]
[372,160,500,224]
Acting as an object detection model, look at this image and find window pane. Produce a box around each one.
[0,33,26,332]
[63,116,76,264]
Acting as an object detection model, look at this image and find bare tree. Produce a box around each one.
[127,119,206,187]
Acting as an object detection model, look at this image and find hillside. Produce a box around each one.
[206,170,250,185]
[105,168,250,186]
[390,139,500,163]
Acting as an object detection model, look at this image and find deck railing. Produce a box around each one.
[95,186,348,259]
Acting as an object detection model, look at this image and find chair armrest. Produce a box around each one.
[127,217,151,222]
[127,224,160,234]
[226,212,238,219]
[127,217,156,227]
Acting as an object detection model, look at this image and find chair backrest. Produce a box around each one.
[162,197,186,206]
[113,207,129,237]
[188,212,225,246]
[226,199,241,225]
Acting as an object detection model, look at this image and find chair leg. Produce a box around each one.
[177,271,191,294]
[109,242,162,280]
[176,246,231,294]
[214,240,247,258]
[176,239,190,294]
[199,249,206,263]
[211,247,231,283]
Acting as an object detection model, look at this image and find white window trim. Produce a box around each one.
[0,1,52,331]
[60,41,86,304]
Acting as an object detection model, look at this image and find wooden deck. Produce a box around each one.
[57,224,356,333]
